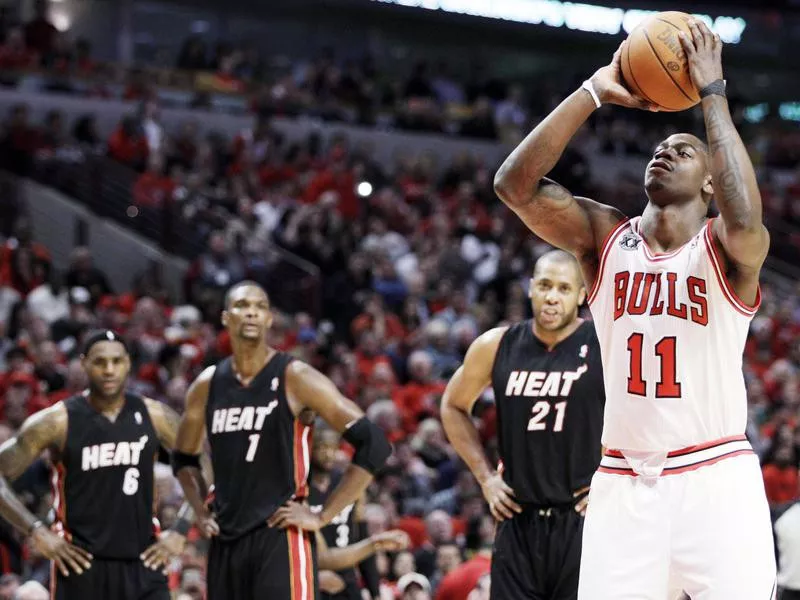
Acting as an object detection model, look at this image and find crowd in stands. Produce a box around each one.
[1,2,800,599]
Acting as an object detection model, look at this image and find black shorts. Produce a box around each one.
[491,505,584,600]
[208,525,318,600]
[51,558,169,600]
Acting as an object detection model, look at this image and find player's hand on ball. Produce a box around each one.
[678,20,723,92]
[481,473,522,521]
[196,511,220,538]
[267,500,323,532]
[573,486,590,516]
[140,531,186,573]
[371,530,410,553]
[591,42,659,111]
[31,526,92,577]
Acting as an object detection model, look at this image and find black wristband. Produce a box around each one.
[171,451,201,477]
[700,79,726,99]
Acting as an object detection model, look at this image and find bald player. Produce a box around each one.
[442,251,605,600]
[173,281,391,600]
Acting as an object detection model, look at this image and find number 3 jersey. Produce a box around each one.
[588,217,759,453]
[491,319,605,505]
[206,353,313,540]
[53,392,160,559]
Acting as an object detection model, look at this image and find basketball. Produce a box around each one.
[621,11,700,112]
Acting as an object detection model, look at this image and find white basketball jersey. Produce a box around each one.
[587,216,759,452]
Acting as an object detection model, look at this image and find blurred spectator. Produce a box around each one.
[64,247,112,303]
[108,115,149,169]
[23,0,56,57]
[0,219,51,296]
[0,27,37,70]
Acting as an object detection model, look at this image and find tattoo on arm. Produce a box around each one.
[0,409,63,535]
[703,98,759,227]
[148,400,181,451]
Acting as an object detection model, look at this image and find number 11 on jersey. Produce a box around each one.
[246,434,260,462]
[627,333,681,398]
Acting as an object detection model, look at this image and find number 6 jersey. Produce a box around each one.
[491,319,605,506]
[587,217,759,452]
[54,392,160,559]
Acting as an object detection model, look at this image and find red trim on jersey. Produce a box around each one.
[603,434,747,459]
[587,218,631,305]
[598,449,754,477]
[702,219,761,316]
[292,420,312,500]
[50,464,70,540]
[634,218,695,263]
[287,527,314,600]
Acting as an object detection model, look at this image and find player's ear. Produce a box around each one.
[221,310,229,328]
[578,286,587,307]
[528,278,534,298]
[702,172,713,199]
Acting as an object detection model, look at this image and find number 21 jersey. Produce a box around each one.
[491,319,604,505]
[587,217,759,452]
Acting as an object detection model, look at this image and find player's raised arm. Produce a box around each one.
[679,21,769,301]
[441,327,521,521]
[493,45,645,266]
[172,366,219,538]
[271,362,391,530]
[0,404,92,575]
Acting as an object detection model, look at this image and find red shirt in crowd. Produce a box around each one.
[435,552,491,600]
[133,172,175,208]
[762,463,799,505]
[108,127,149,166]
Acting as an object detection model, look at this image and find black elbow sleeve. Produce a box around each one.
[342,417,391,475]
[171,450,201,478]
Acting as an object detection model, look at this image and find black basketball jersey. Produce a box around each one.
[206,352,313,540]
[491,320,605,505]
[309,474,359,588]
[54,392,160,559]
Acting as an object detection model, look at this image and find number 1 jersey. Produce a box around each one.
[206,353,313,540]
[587,217,759,452]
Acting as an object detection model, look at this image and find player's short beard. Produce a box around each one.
[88,380,123,401]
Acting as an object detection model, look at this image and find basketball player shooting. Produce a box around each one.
[441,250,605,600]
[0,330,191,600]
[172,281,391,600]
[493,19,776,600]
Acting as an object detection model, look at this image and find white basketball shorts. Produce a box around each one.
[578,435,777,600]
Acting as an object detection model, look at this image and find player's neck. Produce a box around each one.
[231,343,275,383]
[532,318,583,350]
[86,392,126,418]
[640,203,706,252]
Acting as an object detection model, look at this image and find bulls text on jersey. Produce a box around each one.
[504,365,588,398]
[81,435,149,471]
[613,271,708,326]
[210,400,279,434]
